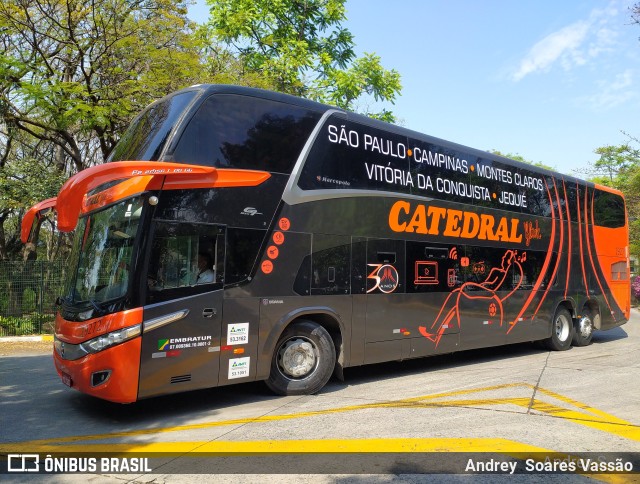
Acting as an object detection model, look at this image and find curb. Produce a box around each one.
[0,335,53,342]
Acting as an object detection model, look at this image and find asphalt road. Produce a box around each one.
[1,310,639,483]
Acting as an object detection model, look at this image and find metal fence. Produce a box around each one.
[0,260,67,336]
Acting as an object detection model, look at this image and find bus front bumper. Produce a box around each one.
[53,336,141,403]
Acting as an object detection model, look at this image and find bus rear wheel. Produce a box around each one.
[572,310,594,347]
[544,307,574,351]
[266,320,336,396]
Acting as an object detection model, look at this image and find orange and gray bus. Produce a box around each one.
[23,85,630,403]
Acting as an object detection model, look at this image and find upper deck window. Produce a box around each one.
[172,94,321,174]
[593,190,626,228]
[108,91,198,162]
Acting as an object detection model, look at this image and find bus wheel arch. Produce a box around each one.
[573,301,599,347]
[303,313,345,379]
[265,318,337,396]
[544,305,574,351]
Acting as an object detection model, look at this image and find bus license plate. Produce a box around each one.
[61,373,72,387]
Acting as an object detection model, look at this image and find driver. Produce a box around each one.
[196,252,215,284]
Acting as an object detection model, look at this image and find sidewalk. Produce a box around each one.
[0,334,53,342]
[0,334,53,356]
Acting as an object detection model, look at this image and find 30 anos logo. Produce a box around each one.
[366,264,399,293]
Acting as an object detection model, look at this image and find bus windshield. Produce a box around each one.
[107,90,198,162]
[64,197,145,312]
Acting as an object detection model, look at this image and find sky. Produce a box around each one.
[188,0,640,177]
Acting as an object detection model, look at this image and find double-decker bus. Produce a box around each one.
[22,85,630,403]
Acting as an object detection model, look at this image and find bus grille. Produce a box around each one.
[170,374,192,384]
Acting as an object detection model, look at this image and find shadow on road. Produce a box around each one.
[0,324,630,442]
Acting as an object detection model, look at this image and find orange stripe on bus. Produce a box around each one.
[562,180,572,299]
[533,178,563,319]
[591,183,629,318]
[576,182,589,295]
[587,189,614,315]
[56,161,217,232]
[82,176,161,214]
[160,169,271,190]
[508,178,556,333]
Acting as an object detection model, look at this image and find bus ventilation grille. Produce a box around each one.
[170,374,192,384]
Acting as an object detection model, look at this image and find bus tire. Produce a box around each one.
[572,310,594,347]
[265,320,336,396]
[544,307,574,351]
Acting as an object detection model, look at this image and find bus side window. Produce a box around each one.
[224,228,266,285]
[593,190,625,228]
[172,94,321,173]
[146,222,225,304]
[310,234,351,296]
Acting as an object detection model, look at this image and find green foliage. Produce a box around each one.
[0,0,402,262]
[586,144,640,188]
[0,314,54,336]
[0,259,67,323]
[0,157,66,211]
[586,135,640,258]
[0,0,206,171]
[207,0,401,119]
[0,0,212,260]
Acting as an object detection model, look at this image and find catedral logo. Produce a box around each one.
[524,220,542,247]
[388,200,524,243]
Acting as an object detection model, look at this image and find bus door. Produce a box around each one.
[362,238,408,364]
[138,222,225,399]
[405,242,462,357]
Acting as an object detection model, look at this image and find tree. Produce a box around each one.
[0,0,206,173]
[584,135,640,258]
[206,0,402,121]
[0,0,210,260]
[0,0,403,263]
[578,143,640,189]
[0,131,66,260]
[614,135,640,258]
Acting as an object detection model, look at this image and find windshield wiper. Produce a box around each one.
[88,298,106,316]
[56,295,70,306]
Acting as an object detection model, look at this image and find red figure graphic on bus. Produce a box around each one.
[419,250,525,347]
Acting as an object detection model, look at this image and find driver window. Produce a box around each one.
[146,221,224,303]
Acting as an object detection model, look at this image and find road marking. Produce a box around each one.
[1,437,549,454]
[8,382,635,448]
[2,383,636,483]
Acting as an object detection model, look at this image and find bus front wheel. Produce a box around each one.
[266,320,336,396]
[544,307,574,351]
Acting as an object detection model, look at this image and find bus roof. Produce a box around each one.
[171,84,614,194]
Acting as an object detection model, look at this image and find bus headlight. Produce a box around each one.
[56,325,142,360]
[82,325,141,354]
